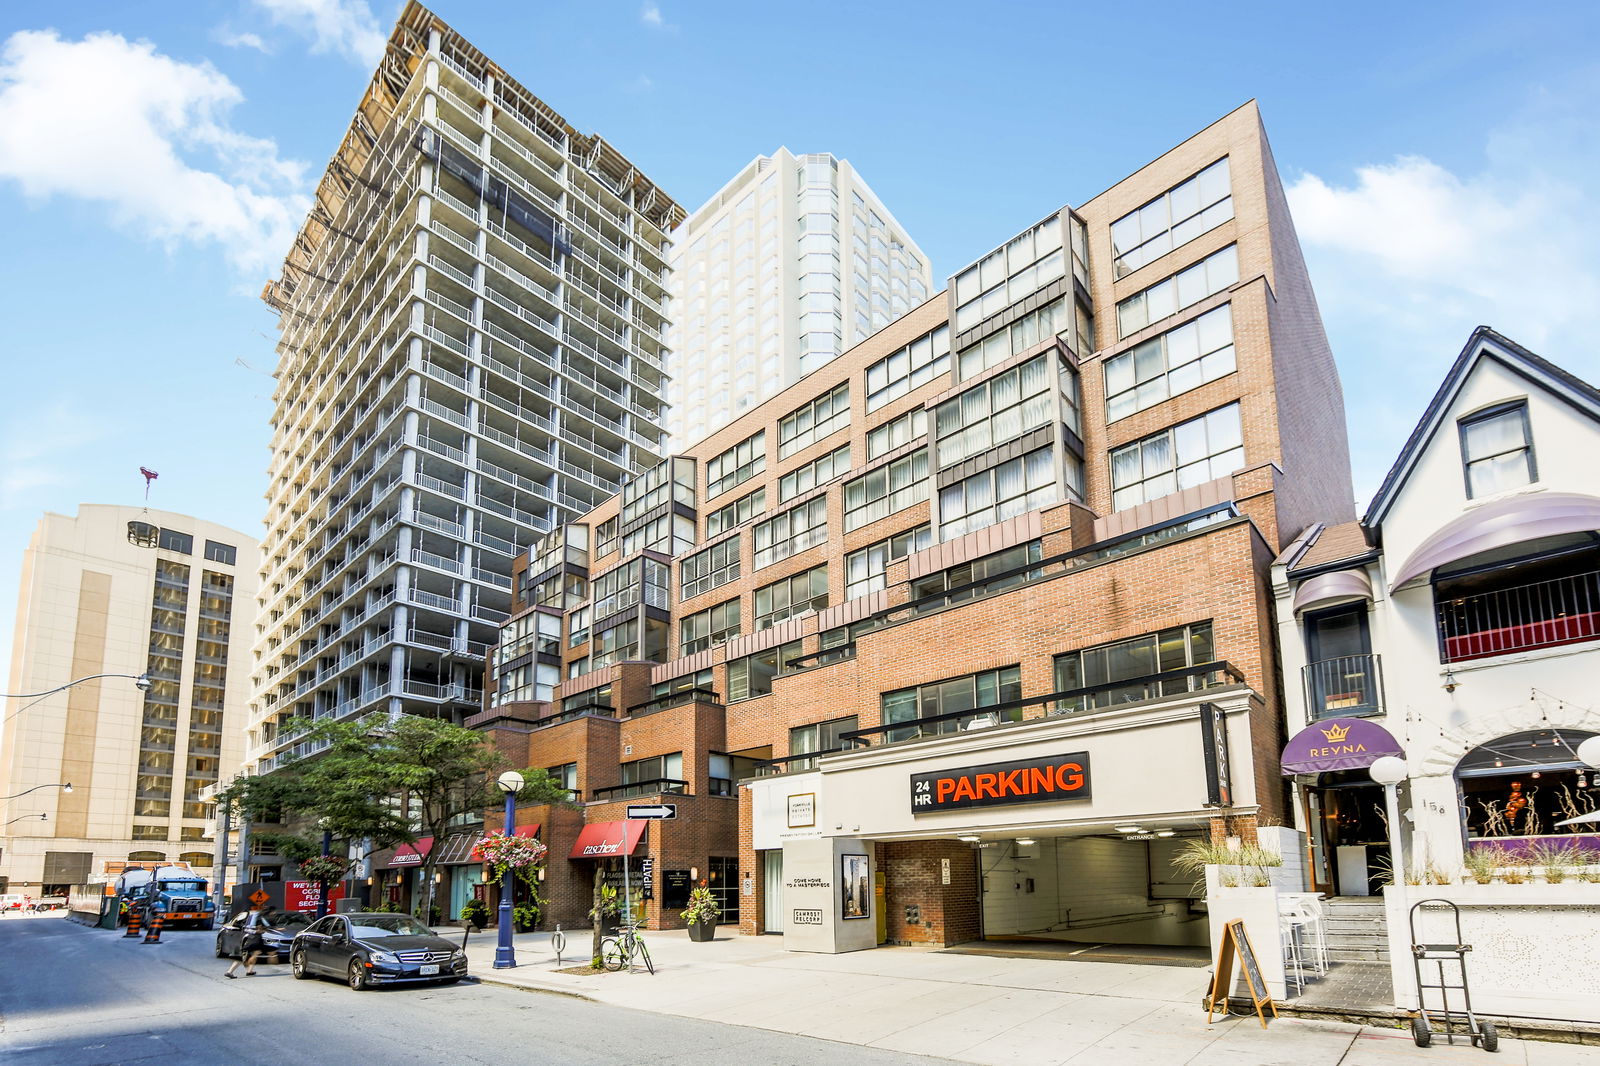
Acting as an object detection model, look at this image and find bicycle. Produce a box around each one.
[600,923,654,974]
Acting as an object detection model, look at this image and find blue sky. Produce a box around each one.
[2,0,1598,663]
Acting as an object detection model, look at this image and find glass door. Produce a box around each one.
[1304,605,1378,717]
[762,851,783,933]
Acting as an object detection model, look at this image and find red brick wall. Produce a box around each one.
[879,840,981,946]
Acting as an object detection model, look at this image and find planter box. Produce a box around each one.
[687,919,716,943]
[1383,884,1600,1023]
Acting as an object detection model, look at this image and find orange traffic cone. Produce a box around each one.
[142,908,164,944]
[123,905,142,939]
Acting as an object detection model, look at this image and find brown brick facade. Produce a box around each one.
[479,101,1351,952]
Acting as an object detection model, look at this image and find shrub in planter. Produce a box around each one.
[512,902,540,932]
[681,882,721,942]
[460,898,490,930]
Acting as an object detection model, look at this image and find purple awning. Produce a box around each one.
[1292,569,1373,615]
[1281,717,1404,775]
[1389,492,1600,590]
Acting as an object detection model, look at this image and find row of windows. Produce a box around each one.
[707,430,766,500]
[939,446,1062,540]
[752,497,828,570]
[1111,157,1232,278]
[1105,303,1236,423]
[1109,402,1244,512]
[778,382,851,459]
[1116,244,1238,339]
[779,444,850,502]
[865,326,950,412]
[680,598,741,656]
[706,487,764,538]
[934,354,1058,467]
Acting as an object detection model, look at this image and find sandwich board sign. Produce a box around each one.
[1206,919,1276,1028]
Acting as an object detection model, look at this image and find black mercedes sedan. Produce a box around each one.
[290,913,467,990]
[215,909,312,962]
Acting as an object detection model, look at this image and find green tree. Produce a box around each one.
[221,713,570,923]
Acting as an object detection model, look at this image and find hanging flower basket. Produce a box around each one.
[299,854,350,882]
[474,831,549,885]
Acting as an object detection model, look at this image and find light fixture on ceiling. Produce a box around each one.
[958,835,980,843]
[1114,825,1141,834]
[1157,830,1176,838]
[1015,838,1036,846]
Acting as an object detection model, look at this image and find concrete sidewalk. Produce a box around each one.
[458,926,1600,1064]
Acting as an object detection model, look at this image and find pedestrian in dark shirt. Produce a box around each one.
[225,911,267,978]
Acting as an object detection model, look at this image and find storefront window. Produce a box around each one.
[1459,729,1599,845]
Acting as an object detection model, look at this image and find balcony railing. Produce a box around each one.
[1437,569,1600,663]
[591,778,688,802]
[1303,653,1384,719]
[834,661,1247,749]
[625,688,722,717]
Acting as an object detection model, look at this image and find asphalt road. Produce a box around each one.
[0,915,953,1066]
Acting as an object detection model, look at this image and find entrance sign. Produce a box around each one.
[1280,718,1404,775]
[626,803,677,820]
[910,752,1090,813]
[1206,919,1276,1028]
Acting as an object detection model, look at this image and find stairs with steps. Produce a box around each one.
[1321,896,1390,963]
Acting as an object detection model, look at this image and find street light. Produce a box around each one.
[493,770,523,970]
[4,813,47,827]
[1370,755,1409,886]
[2,782,71,801]
[2,673,151,698]
[2,673,152,728]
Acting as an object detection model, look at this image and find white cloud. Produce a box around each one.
[1288,157,1600,348]
[1285,103,1600,503]
[641,3,665,28]
[216,29,270,53]
[251,0,386,66]
[0,29,309,276]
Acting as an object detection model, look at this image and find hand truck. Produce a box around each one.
[1408,898,1498,1053]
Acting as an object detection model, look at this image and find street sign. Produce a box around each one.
[248,889,270,908]
[626,803,677,820]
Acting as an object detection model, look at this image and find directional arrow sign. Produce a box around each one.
[626,803,677,820]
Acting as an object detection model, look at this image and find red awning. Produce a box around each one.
[386,838,433,868]
[569,820,647,859]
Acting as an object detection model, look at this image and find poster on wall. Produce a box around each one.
[841,854,870,920]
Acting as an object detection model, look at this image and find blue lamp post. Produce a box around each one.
[493,770,523,969]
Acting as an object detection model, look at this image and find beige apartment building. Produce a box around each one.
[0,505,257,894]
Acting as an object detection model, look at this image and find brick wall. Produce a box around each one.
[879,839,980,946]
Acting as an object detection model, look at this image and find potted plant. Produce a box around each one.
[512,901,540,932]
[460,897,490,930]
[681,881,721,942]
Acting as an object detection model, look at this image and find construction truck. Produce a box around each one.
[118,865,216,930]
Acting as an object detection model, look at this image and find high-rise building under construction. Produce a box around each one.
[251,2,682,773]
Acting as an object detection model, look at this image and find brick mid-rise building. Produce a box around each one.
[478,101,1354,953]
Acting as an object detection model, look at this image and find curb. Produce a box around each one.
[468,971,597,1002]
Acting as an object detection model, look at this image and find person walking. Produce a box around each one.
[224,911,267,978]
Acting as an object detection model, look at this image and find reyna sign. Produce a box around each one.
[911,752,1090,813]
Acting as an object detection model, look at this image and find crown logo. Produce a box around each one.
[1320,723,1351,743]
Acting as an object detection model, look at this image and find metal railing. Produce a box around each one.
[1437,569,1600,662]
[626,688,722,717]
[1302,653,1384,718]
[834,661,1246,750]
[591,778,689,802]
